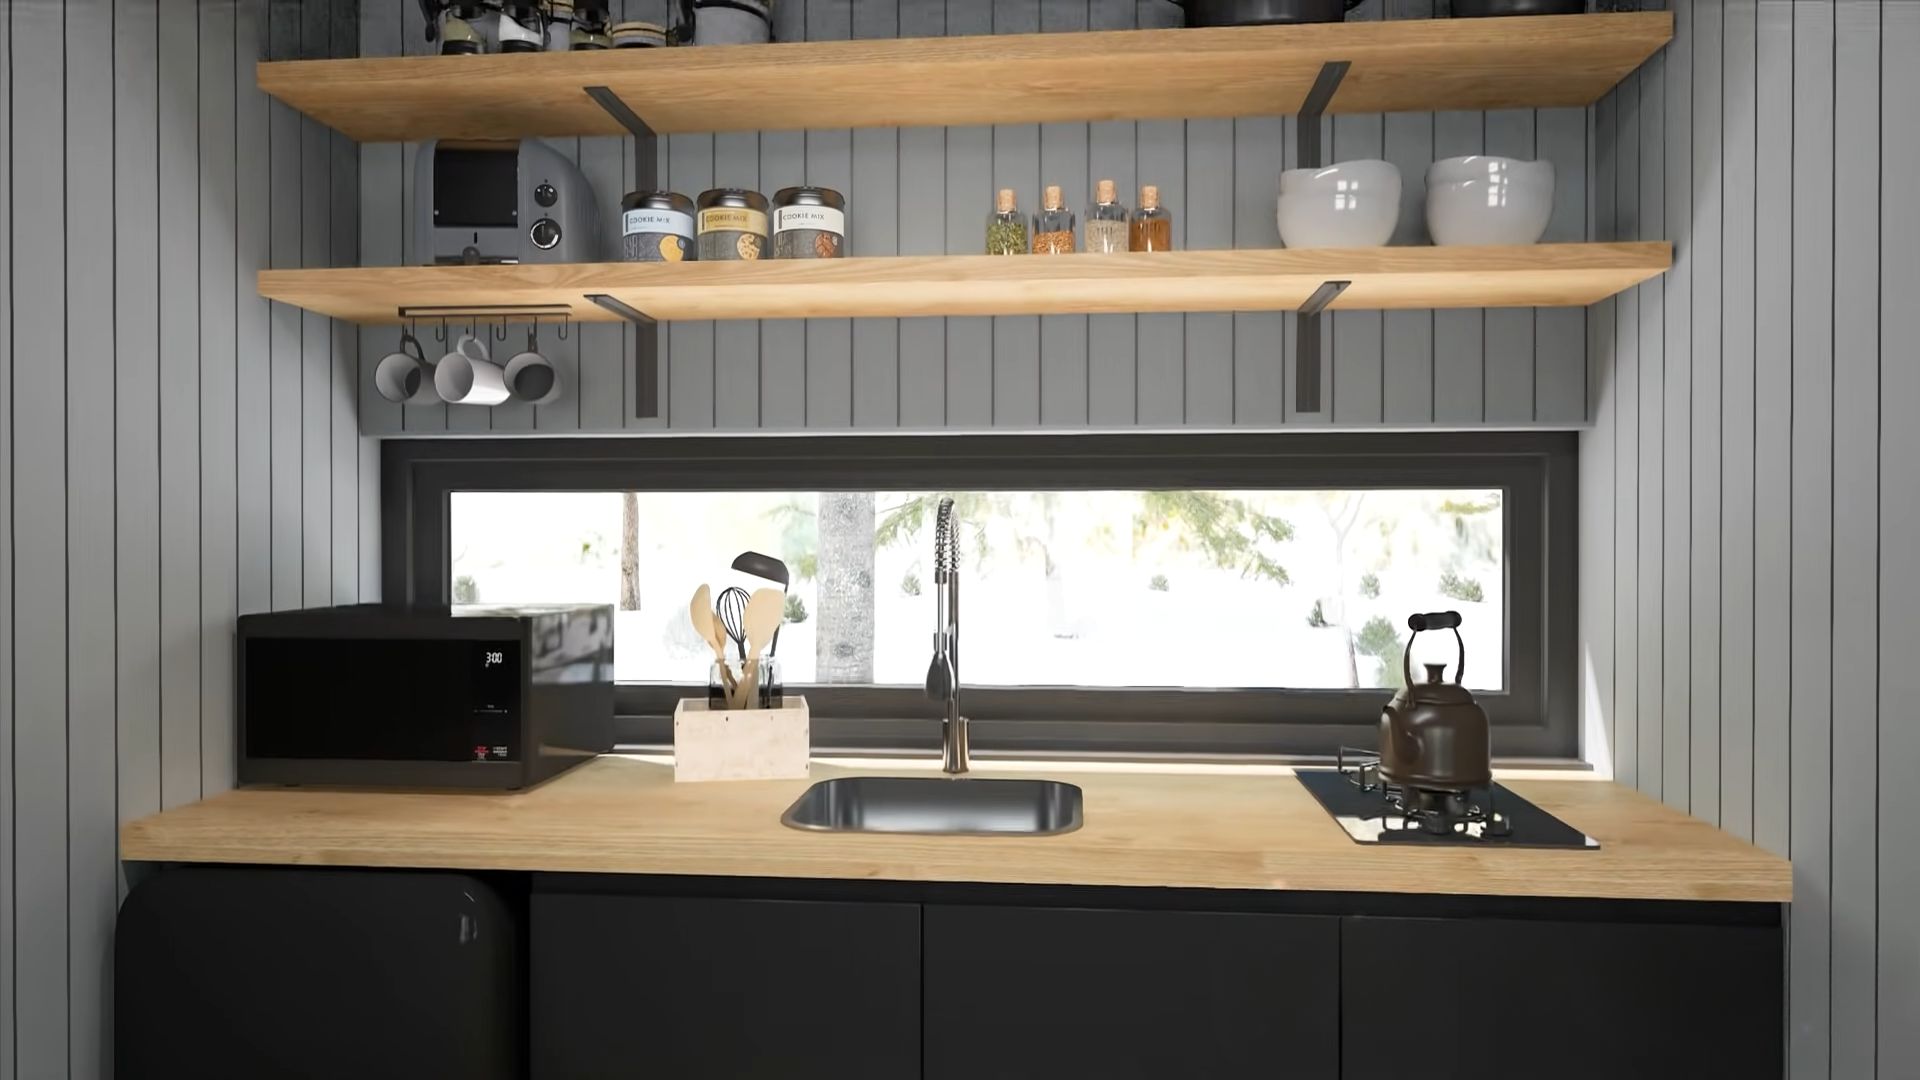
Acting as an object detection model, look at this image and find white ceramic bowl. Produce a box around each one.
[1276,159,1402,248]
[1424,156,1554,246]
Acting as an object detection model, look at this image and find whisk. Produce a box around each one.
[715,586,751,662]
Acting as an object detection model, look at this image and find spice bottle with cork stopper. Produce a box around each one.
[1085,179,1128,254]
[1032,185,1077,254]
[1130,185,1174,252]
[986,188,1028,255]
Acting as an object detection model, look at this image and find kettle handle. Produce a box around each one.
[1402,611,1466,687]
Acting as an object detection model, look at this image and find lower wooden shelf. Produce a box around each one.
[257,243,1671,325]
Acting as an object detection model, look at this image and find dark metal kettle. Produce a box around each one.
[1378,611,1492,792]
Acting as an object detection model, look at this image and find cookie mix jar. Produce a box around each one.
[621,190,696,262]
[696,188,769,261]
[771,186,846,259]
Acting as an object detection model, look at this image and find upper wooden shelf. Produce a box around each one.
[258,13,1671,142]
[258,243,1672,325]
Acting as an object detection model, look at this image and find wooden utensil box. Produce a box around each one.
[671,696,811,782]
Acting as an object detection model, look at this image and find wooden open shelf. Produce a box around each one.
[258,13,1670,142]
[259,244,1672,326]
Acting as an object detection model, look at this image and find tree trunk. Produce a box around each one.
[620,492,641,612]
[816,493,876,683]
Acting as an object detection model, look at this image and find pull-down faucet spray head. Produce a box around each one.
[924,498,957,703]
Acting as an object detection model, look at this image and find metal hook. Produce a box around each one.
[434,317,448,344]
[527,317,539,354]
[492,315,509,343]
[556,314,570,341]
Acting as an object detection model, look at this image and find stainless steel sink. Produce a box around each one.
[781,776,1084,836]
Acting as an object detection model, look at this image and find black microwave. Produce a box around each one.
[238,603,615,789]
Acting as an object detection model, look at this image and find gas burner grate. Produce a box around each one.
[1297,754,1599,849]
[1334,746,1511,838]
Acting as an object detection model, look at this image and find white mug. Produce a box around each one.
[434,333,510,406]
[373,331,438,405]
[504,348,561,405]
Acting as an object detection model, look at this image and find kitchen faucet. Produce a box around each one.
[924,497,968,774]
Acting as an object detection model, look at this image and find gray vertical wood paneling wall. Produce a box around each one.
[1581,0,1915,1076]
[356,0,1597,436]
[1,1,373,1076]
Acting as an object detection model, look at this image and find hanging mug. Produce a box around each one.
[373,330,438,405]
[434,331,510,406]
[503,324,562,405]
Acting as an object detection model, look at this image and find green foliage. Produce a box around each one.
[1359,572,1381,599]
[900,571,922,597]
[783,593,809,624]
[763,499,820,580]
[1355,615,1406,689]
[1148,573,1170,592]
[1438,495,1500,516]
[1307,599,1329,628]
[1132,490,1294,587]
[874,492,1010,565]
[1438,571,1485,603]
[453,575,480,604]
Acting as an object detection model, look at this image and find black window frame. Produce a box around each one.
[383,431,1578,761]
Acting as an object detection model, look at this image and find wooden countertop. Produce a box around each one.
[119,757,1791,904]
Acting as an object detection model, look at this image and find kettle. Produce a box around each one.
[1378,611,1491,792]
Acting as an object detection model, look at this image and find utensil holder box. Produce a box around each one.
[672,696,810,782]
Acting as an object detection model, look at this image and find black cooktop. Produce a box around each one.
[1297,767,1599,849]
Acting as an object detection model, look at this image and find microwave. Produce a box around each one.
[238,603,615,789]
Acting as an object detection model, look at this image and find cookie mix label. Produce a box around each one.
[773,205,845,235]
[697,206,768,235]
[622,207,694,237]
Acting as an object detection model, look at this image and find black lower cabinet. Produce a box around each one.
[531,885,921,1079]
[1340,915,1784,1080]
[923,905,1340,1080]
[116,867,523,1080]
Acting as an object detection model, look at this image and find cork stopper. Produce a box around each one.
[1139,185,1161,211]
[1043,185,1065,211]
[995,188,1017,214]
[1095,179,1117,205]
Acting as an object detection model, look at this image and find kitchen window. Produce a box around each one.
[384,433,1576,759]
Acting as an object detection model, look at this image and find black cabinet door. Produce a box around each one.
[117,868,522,1080]
[532,887,920,1080]
[1341,915,1784,1080]
[924,904,1340,1080]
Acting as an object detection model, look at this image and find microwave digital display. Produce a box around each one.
[243,637,521,762]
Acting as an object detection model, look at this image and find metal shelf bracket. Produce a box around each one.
[585,294,661,421]
[583,85,659,184]
[582,87,664,421]
[1291,60,1351,415]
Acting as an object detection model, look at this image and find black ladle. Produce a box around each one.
[731,551,789,654]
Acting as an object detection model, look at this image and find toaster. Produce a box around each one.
[413,138,600,265]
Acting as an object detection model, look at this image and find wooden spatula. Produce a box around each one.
[741,587,785,708]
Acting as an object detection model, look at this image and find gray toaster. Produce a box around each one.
[413,138,600,265]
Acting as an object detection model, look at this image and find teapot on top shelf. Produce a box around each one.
[1378,611,1492,793]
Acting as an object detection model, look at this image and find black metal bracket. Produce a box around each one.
[583,87,664,422]
[1293,280,1350,418]
[584,85,659,193]
[1292,60,1351,415]
[586,294,661,421]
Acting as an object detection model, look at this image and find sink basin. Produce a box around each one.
[781,776,1084,836]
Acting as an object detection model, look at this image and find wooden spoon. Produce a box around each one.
[688,584,736,702]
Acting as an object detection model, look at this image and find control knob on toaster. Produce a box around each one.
[528,218,562,251]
